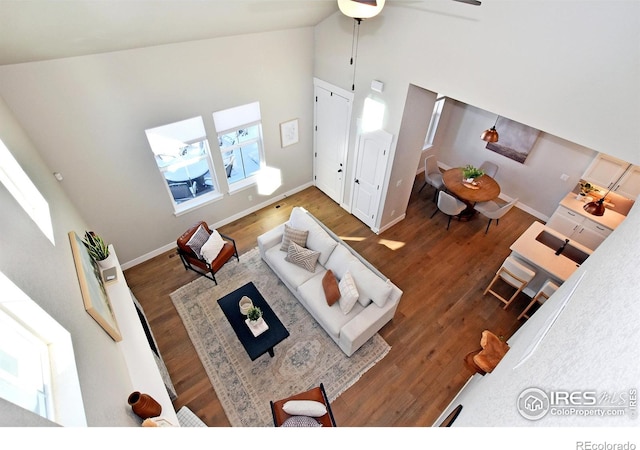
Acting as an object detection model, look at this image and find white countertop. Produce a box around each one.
[510,221,592,282]
[559,193,626,230]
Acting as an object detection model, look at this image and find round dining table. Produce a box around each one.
[442,167,501,219]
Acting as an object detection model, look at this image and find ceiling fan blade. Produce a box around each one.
[451,0,482,5]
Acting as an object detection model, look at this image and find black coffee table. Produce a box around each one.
[217,282,289,361]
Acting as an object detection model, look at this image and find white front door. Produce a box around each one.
[351,130,393,228]
[313,79,353,204]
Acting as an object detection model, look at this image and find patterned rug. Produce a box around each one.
[169,247,391,427]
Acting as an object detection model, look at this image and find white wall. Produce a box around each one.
[428,100,597,219]
[0,96,138,426]
[315,1,639,228]
[0,28,316,265]
[448,199,640,426]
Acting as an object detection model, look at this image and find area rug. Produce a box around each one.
[169,246,391,427]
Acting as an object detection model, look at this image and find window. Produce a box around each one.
[424,97,445,149]
[0,271,86,426]
[0,138,54,244]
[145,116,220,214]
[213,102,265,192]
[0,309,52,419]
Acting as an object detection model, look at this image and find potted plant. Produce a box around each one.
[82,231,112,268]
[246,306,263,326]
[462,165,485,183]
[579,181,599,195]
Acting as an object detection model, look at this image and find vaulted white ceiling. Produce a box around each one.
[0,0,484,66]
[0,0,339,66]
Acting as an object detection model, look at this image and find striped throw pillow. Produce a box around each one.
[285,241,320,272]
[280,224,309,252]
[186,225,210,258]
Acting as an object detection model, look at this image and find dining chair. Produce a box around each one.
[483,255,536,309]
[517,279,559,320]
[419,155,444,202]
[430,191,467,230]
[474,197,519,234]
[479,161,499,178]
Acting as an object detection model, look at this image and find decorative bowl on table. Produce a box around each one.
[239,296,253,315]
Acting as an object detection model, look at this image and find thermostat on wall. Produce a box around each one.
[371,80,384,93]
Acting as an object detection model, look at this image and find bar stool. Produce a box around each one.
[517,279,559,320]
[484,255,536,309]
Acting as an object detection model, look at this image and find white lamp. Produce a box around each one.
[338,0,385,19]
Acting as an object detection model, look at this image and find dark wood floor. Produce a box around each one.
[124,174,539,426]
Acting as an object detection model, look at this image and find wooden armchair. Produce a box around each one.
[270,383,336,427]
[176,221,239,285]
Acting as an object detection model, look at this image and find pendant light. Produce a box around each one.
[481,116,500,143]
[583,186,612,217]
[338,0,385,91]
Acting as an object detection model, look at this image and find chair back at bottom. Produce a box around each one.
[270,383,336,427]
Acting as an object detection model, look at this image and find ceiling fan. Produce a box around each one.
[338,0,482,15]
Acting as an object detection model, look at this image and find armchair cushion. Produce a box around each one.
[186,224,211,258]
[281,416,322,427]
[200,230,226,264]
[282,400,327,417]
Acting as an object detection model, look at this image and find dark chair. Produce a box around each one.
[169,182,194,201]
[270,383,337,427]
[176,221,238,285]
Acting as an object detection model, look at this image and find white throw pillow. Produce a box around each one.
[338,271,359,315]
[200,230,226,264]
[282,400,327,418]
[348,259,393,308]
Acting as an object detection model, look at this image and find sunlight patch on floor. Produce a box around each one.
[378,239,405,251]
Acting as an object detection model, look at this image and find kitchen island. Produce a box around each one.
[509,221,592,296]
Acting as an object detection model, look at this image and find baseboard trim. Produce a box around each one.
[120,182,314,270]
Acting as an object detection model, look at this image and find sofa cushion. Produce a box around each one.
[285,242,320,272]
[280,224,308,252]
[264,245,319,288]
[298,273,363,337]
[324,244,360,280]
[322,270,341,306]
[338,271,359,315]
[289,208,338,265]
[348,259,393,308]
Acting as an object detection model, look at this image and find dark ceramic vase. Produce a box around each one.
[128,391,162,419]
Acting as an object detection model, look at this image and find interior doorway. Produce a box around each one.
[313,78,353,206]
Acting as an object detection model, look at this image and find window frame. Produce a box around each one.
[0,271,86,426]
[424,96,446,149]
[145,116,223,216]
[217,121,265,193]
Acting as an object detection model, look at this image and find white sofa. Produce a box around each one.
[257,207,402,356]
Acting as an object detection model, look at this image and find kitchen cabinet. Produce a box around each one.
[546,205,612,250]
[582,153,630,190]
[613,165,640,200]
